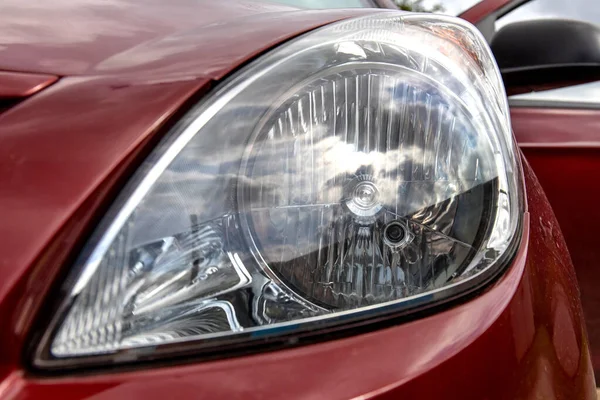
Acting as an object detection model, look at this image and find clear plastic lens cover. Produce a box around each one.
[45,13,520,360]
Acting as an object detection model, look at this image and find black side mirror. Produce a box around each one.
[491,19,600,90]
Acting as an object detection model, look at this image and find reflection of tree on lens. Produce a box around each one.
[395,0,445,13]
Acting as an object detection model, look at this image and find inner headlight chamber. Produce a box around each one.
[242,63,496,310]
[36,13,521,366]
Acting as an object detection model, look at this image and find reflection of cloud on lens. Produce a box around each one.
[123,67,498,263]
[248,112,493,218]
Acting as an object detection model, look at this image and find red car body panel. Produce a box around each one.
[0,0,369,80]
[512,107,600,380]
[0,0,294,76]
[0,0,595,398]
[0,72,57,99]
[512,108,600,147]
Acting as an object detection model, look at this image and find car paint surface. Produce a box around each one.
[511,106,600,381]
[0,0,595,398]
[0,0,370,80]
[462,0,600,383]
[0,72,57,99]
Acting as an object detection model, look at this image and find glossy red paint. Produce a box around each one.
[0,71,57,99]
[0,0,287,76]
[512,107,600,147]
[0,162,595,399]
[0,0,370,80]
[512,106,600,381]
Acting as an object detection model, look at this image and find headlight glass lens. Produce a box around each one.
[40,13,520,364]
[242,64,496,310]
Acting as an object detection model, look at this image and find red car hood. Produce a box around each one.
[0,0,371,79]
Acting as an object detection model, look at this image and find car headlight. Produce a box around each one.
[35,12,522,367]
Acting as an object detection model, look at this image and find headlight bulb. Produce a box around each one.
[343,175,383,222]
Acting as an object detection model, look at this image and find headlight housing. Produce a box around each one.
[35,12,521,367]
